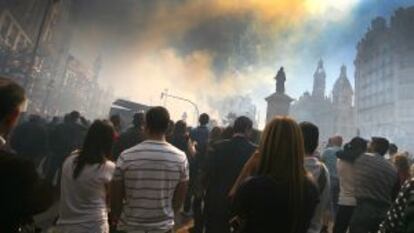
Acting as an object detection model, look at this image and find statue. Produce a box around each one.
[275,67,286,94]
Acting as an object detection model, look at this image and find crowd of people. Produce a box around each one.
[1,75,414,233]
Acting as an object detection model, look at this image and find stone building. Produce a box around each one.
[0,0,115,118]
[354,7,414,151]
[288,60,356,143]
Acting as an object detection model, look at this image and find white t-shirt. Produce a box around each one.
[337,159,356,206]
[58,153,115,224]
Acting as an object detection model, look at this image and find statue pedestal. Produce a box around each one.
[265,93,293,123]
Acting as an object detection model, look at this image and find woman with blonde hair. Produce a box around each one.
[233,117,319,233]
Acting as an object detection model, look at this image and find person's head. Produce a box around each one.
[233,116,253,136]
[221,126,234,139]
[388,143,398,156]
[199,113,210,126]
[110,114,121,127]
[51,116,59,124]
[0,77,26,136]
[173,120,187,137]
[209,126,222,141]
[394,153,410,174]
[145,106,170,137]
[73,120,115,179]
[369,137,389,156]
[337,137,368,163]
[258,117,306,233]
[28,114,40,122]
[299,121,319,156]
[132,112,145,128]
[68,111,81,123]
[330,135,343,147]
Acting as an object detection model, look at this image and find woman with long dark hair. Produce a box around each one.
[57,120,116,233]
[233,117,319,233]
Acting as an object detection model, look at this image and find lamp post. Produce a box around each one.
[160,91,200,125]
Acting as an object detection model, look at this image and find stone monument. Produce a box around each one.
[265,67,293,123]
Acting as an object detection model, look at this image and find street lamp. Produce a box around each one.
[160,91,200,125]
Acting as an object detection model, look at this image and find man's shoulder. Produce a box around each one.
[120,141,186,161]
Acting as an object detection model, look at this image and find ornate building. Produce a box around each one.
[0,0,115,118]
[354,7,414,151]
[288,60,356,143]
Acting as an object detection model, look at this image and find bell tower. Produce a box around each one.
[312,59,326,98]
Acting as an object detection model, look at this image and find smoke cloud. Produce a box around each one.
[70,0,381,126]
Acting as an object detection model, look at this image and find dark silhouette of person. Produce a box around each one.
[110,114,122,137]
[112,112,146,160]
[10,114,49,166]
[203,116,257,233]
[0,77,54,233]
[46,111,87,183]
[189,113,211,233]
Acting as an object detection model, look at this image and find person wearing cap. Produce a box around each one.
[349,137,399,233]
[333,137,367,233]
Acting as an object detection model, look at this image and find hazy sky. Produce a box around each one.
[69,0,414,127]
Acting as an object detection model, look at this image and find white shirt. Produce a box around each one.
[304,156,331,233]
[114,140,189,232]
[337,159,356,206]
[58,153,115,224]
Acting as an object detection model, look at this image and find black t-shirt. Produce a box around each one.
[234,175,319,233]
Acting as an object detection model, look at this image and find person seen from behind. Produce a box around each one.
[394,153,411,186]
[112,112,146,160]
[300,122,331,233]
[349,137,398,233]
[233,117,319,233]
[171,120,197,217]
[57,120,116,233]
[321,135,343,217]
[0,77,53,233]
[203,116,257,233]
[378,177,414,233]
[333,137,367,233]
[189,113,210,233]
[111,106,189,233]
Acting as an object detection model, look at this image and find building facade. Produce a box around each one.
[0,0,115,119]
[354,7,414,151]
[289,60,356,143]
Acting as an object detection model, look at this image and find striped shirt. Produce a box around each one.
[113,140,189,232]
[354,153,397,205]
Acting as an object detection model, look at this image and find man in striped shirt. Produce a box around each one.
[111,106,189,233]
[349,137,398,233]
